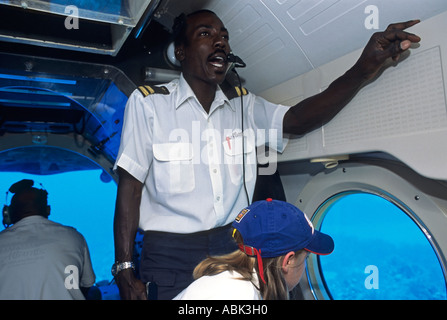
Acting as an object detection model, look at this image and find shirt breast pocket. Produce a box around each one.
[153,143,195,193]
[222,136,255,185]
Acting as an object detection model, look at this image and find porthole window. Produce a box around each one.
[310,192,446,300]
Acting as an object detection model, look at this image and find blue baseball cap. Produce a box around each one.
[232,198,334,258]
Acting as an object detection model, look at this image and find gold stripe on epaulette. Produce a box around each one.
[145,85,155,95]
[137,85,169,97]
[138,85,149,97]
[235,87,242,97]
[234,86,248,97]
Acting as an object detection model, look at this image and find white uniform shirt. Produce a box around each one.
[173,270,262,300]
[115,74,290,233]
[0,216,96,300]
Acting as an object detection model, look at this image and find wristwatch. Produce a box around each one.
[111,261,135,277]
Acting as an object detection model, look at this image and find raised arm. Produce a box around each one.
[283,20,421,136]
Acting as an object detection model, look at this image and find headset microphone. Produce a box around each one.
[2,179,49,228]
[227,52,246,69]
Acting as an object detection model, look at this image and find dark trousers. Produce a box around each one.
[140,224,238,300]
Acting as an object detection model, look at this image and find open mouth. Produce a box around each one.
[208,54,227,69]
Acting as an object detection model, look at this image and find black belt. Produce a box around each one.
[143,223,233,238]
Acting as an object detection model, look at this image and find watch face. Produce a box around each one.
[111,264,117,276]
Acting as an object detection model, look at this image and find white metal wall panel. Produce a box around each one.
[262,11,447,180]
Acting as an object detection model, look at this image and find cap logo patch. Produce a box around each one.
[235,208,250,223]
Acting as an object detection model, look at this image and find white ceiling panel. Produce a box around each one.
[154,0,447,93]
[221,1,313,92]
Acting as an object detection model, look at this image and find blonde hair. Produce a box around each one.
[193,229,303,300]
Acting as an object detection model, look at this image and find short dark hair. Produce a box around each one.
[172,9,217,47]
[9,181,48,218]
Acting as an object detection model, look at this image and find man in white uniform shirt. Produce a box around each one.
[113,9,420,299]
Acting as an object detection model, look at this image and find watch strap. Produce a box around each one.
[112,261,135,277]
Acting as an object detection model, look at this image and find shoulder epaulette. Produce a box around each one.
[137,85,170,97]
[223,85,249,100]
[234,86,248,97]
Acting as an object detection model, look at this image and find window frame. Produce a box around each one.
[295,162,447,300]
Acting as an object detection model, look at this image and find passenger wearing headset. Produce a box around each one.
[113,9,421,300]
[0,179,96,300]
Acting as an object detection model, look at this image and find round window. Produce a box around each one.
[310,192,446,300]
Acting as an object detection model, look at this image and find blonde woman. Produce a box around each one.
[174,198,334,300]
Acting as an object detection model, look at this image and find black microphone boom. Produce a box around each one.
[227,52,246,68]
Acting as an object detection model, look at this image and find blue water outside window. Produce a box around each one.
[0,169,117,283]
[314,192,446,300]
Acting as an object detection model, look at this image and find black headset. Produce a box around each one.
[2,179,50,228]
